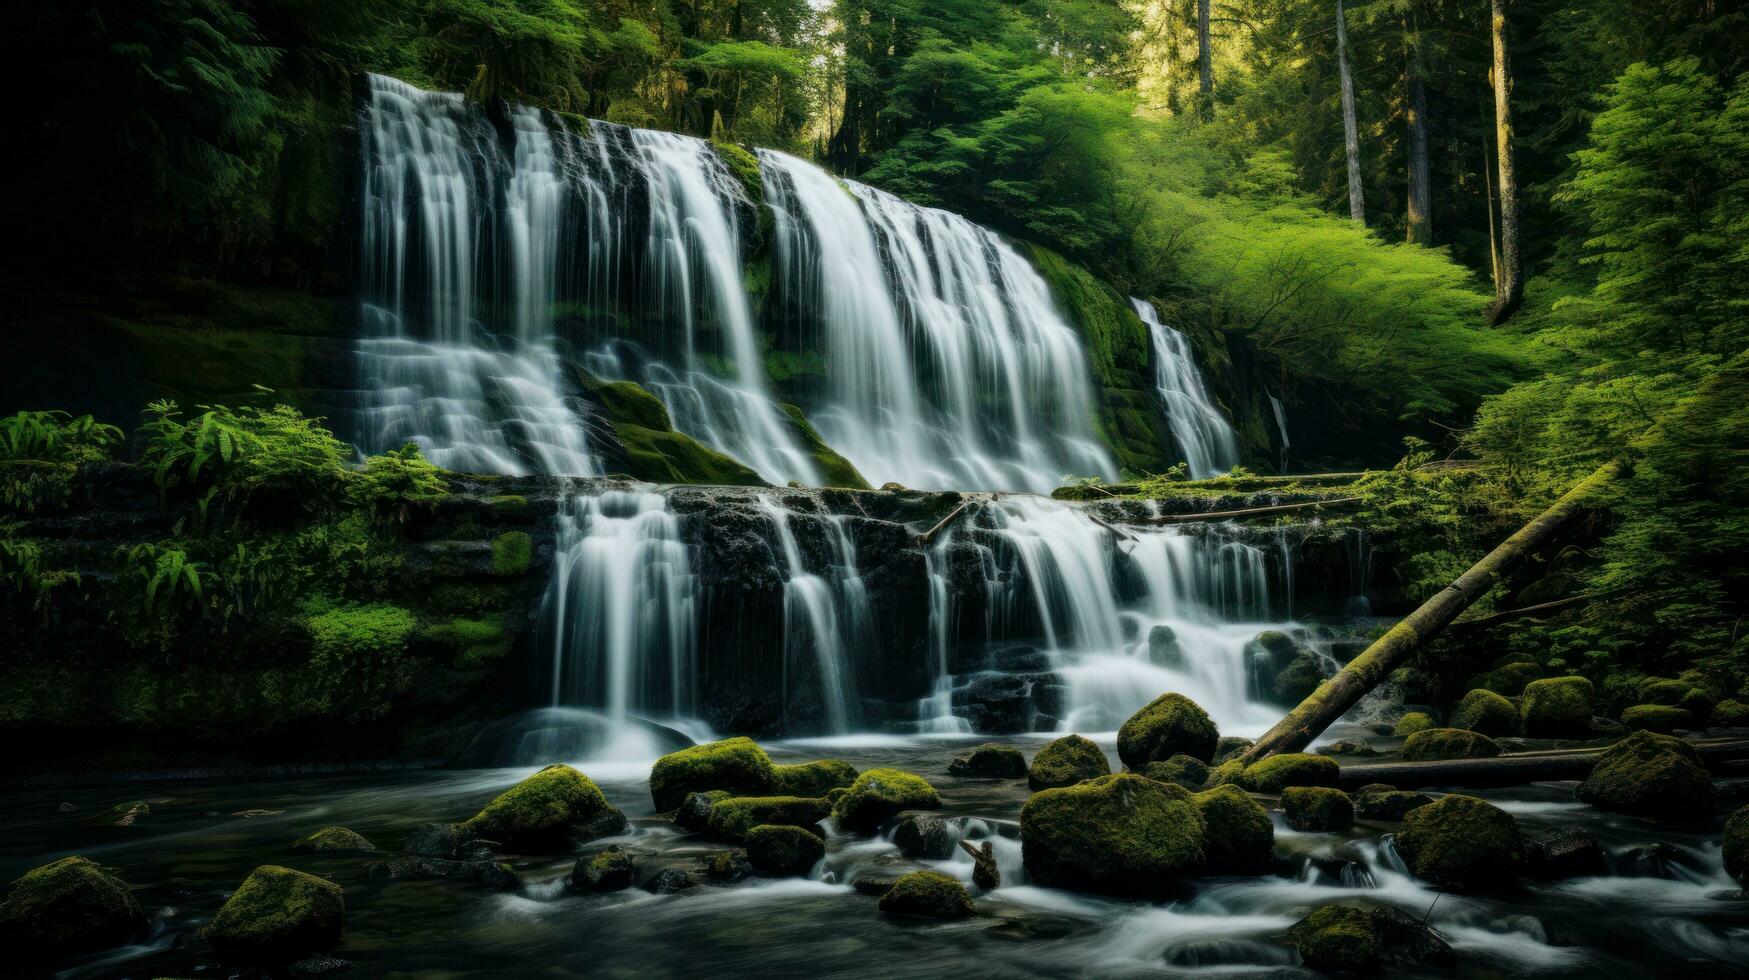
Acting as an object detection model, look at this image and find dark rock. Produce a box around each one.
[1286,903,1452,972]
[458,764,626,853]
[674,790,731,833]
[1519,676,1596,737]
[0,856,147,964]
[1021,774,1204,897]
[1283,787,1354,832]
[1193,784,1274,874]
[1403,728,1501,761]
[293,827,375,853]
[1577,731,1715,817]
[948,743,1028,779]
[1212,736,1254,764]
[1143,754,1211,789]
[1353,788,1432,823]
[1525,828,1608,880]
[852,875,901,897]
[1395,795,1524,890]
[1450,689,1519,737]
[568,847,635,894]
[1238,753,1339,793]
[367,855,518,890]
[961,840,1000,890]
[832,769,941,833]
[286,954,352,977]
[1723,805,1747,886]
[745,824,825,876]
[877,871,973,918]
[1147,625,1184,669]
[642,869,698,894]
[695,849,753,884]
[892,814,955,859]
[706,796,831,842]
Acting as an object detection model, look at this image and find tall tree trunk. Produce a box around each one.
[1197,0,1213,120]
[1337,0,1365,224]
[1403,8,1433,246]
[1489,0,1524,322]
[1484,128,1501,289]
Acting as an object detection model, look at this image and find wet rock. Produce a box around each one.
[1212,736,1254,764]
[1272,655,1324,706]
[1395,795,1524,890]
[1316,739,1377,756]
[745,824,825,876]
[1402,728,1501,761]
[1519,676,1595,737]
[0,856,147,964]
[674,790,732,833]
[1117,692,1219,767]
[1020,773,1205,897]
[1619,704,1694,733]
[772,759,858,796]
[707,796,831,842]
[892,814,955,859]
[961,840,1000,890]
[987,644,1052,672]
[852,875,902,897]
[1392,711,1435,737]
[1143,754,1210,789]
[649,737,777,811]
[1147,625,1184,669]
[1238,753,1339,794]
[367,855,518,890]
[1193,784,1274,874]
[403,822,489,860]
[642,869,698,894]
[832,768,941,833]
[568,846,635,894]
[1577,730,1715,817]
[1028,734,1111,790]
[286,953,352,976]
[56,802,77,813]
[1724,805,1748,886]
[460,764,626,852]
[111,801,150,827]
[1283,787,1354,832]
[1614,842,1703,878]
[293,827,375,853]
[1450,689,1518,737]
[1286,903,1452,972]
[696,849,753,884]
[954,672,1064,734]
[1525,828,1608,880]
[1352,788,1432,823]
[206,865,343,968]
[877,871,973,919]
[948,743,1028,779]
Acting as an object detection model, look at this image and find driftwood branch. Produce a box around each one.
[916,501,972,547]
[1338,739,1749,790]
[1121,496,1363,526]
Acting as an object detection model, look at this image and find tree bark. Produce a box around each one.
[1237,461,1623,765]
[1337,0,1365,224]
[1197,0,1214,120]
[1336,739,1749,790]
[1403,8,1433,245]
[1488,0,1524,322]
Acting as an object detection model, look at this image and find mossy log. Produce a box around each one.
[1332,739,1749,790]
[1118,496,1363,526]
[1238,461,1622,764]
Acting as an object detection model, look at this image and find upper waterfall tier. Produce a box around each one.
[1132,298,1239,479]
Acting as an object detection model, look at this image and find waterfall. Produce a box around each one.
[1268,392,1291,471]
[1132,298,1239,479]
[761,499,865,732]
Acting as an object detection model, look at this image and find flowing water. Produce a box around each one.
[1134,298,1240,479]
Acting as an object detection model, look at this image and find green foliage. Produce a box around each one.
[351,442,448,524]
[138,396,348,510]
[0,411,122,464]
[121,541,211,630]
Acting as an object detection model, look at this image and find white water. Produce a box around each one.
[1132,297,1239,479]
[760,499,869,733]
[1268,391,1291,471]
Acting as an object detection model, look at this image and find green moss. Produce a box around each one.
[1393,711,1435,736]
[568,846,635,894]
[418,614,512,669]
[1142,754,1211,789]
[831,768,941,832]
[1353,788,1432,822]
[1205,758,1245,787]
[948,743,1028,779]
[1282,786,1354,832]
[596,380,673,430]
[1470,660,1543,697]
[205,865,343,967]
[1238,753,1339,793]
[877,870,973,919]
[1519,675,1595,736]
[706,796,831,842]
[1117,692,1219,767]
[0,856,146,962]
[772,759,859,796]
[1193,783,1274,874]
[1402,728,1502,761]
[1450,689,1518,737]
[1577,730,1715,817]
[489,531,533,577]
[1395,795,1524,890]
[291,827,374,852]
[1725,805,1748,886]
[1027,734,1111,790]
[1272,656,1323,705]
[778,404,870,489]
[1638,678,1695,707]
[744,824,825,876]
[428,582,514,615]
[484,494,530,521]
[765,349,826,384]
[1286,904,1452,971]
[1020,773,1205,896]
[711,139,765,209]
[1620,704,1694,732]
[460,764,626,852]
[1713,699,1749,727]
[651,737,778,811]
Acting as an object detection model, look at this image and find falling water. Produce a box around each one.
[1268,392,1292,472]
[761,499,864,733]
[1132,298,1239,479]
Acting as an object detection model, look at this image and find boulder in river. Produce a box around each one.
[0,856,147,964]
[1450,689,1518,737]
[772,759,859,796]
[1525,827,1609,880]
[947,743,1028,779]
[206,865,343,968]
[1519,676,1595,736]
[1117,692,1219,767]
[674,790,732,833]
[1286,903,1452,972]
[1282,787,1354,832]
[706,796,831,842]
[1402,728,1501,761]
[1577,730,1715,817]
[877,871,973,919]
[1238,753,1339,794]
[568,846,635,894]
[460,764,627,852]
[1142,754,1211,790]
[293,827,375,853]
[1193,784,1274,874]
[1394,794,1524,890]
[962,840,1000,890]
[1020,773,1205,897]
[696,849,753,883]
[650,737,777,811]
[643,869,698,894]
[892,814,955,859]
[745,824,826,876]
[1027,734,1111,790]
[1212,736,1254,764]
[1724,805,1748,886]
[1619,704,1693,733]
[832,768,942,833]
[1352,787,1432,822]
[1392,711,1435,736]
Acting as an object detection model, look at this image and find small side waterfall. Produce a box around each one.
[760,499,869,733]
[1132,297,1239,479]
[1269,392,1292,472]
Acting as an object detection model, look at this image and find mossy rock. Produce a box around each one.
[205,865,343,967]
[292,827,375,853]
[0,856,146,963]
[1239,753,1339,794]
[1213,736,1254,764]
[1142,754,1211,790]
[1638,678,1697,708]
[567,846,635,894]
[1020,773,1205,897]
[778,403,870,489]
[771,759,858,797]
[948,743,1028,779]
[1027,734,1111,790]
[1193,784,1274,874]
[1283,787,1354,832]
[1472,660,1543,697]
[1619,704,1694,733]
[696,849,753,883]
[1724,805,1748,886]
[650,737,777,811]
[707,796,831,843]
[1402,728,1501,761]
[460,765,626,852]
[1205,758,1245,787]
[1287,903,1452,972]
[1393,712,1435,737]
[1117,692,1219,767]
[1272,655,1324,706]
[489,531,533,577]
[1353,788,1433,823]
[674,790,733,833]
[1395,795,1524,890]
[832,768,941,832]
[1450,689,1518,737]
[1713,699,1749,727]
[744,824,825,876]
[877,870,973,919]
[1576,730,1715,817]
[1519,676,1595,736]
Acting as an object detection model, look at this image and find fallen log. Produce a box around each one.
[1449,589,1634,633]
[1237,460,1623,765]
[1337,739,1749,790]
[1119,496,1363,527]
[915,501,973,547]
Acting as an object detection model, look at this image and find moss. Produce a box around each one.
[484,494,530,521]
[772,758,859,796]
[1117,692,1219,767]
[696,849,753,883]
[1471,660,1543,697]
[1402,728,1501,761]
[711,139,765,209]
[1450,689,1518,737]
[460,764,627,852]
[567,846,635,894]
[832,768,941,832]
[706,796,831,842]
[1193,784,1274,874]
[1272,656,1323,705]
[1239,753,1339,793]
[1713,699,1749,727]
[1213,736,1254,764]
[877,870,973,919]
[419,614,511,668]
[1519,675,1595,736]
[1353,788,1432,822]
[1395,795,1524,890]
[0,856,146,962]
[650,737,778,811]
[292,827,374,852]
[765,350,826,384]
[1143,754,1211,789]
[1393,711,1435,736]
[1027,734,1111,790]
[1205,758,1245,787]
[584,377,766,485]
[429,581,514,615]
[744,824,826,876]
[674,789,733,833]
[1576,730,1716,817]
[1619,704,1694,733]
[489,531,532,577]
[1638,678,1695,707]
[1287,904,1450,972]
[595,380,673,430]
[1282,786,1354,832]
[1724,805,1748,886]
[205,865,343,967]
[948,743,1029,779]
[1020,773,1205,896]
[778,404,870,489]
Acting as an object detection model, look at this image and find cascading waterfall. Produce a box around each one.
[760,499,867,733]
[1268,392,1292,472]
[1132,297,1240,479]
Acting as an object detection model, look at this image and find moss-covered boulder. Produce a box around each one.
[1393,711,1435,736]
[1020,773,1205,896]
[1283,787,1354,832]
[707,796,831,842]
[772,759,858,796]
[292,827,375,853]
[1143,754,1211,789]
[205,865,343,967]
[650,737,777,811]
[696,849,753,884]
[1117,693,1219,767]
[1402,728,1502,761]
[1619,704,1693,733]
[1576,730,1715,817]
[1193,784,1274,874]
[1724,805,1748,886]
[1239,753,1339,794]
[1213,736,1254,764]
[877,870,973,919]
[1395,795,1524,890]
[567,846,635,894]
[1286,903,1451,972]
[0,856,146,963]
[1710,698,1749,727]
[948,743,1028,779]
[1353,787,1432,823]
[892,814,955,859]
[745,824,826,876]
[460,765,626,852]
[1205,758,1245,787]
[832,769,941,833]
[1027,734,1111,790]
[674,790,732,833]
[1519,676,1595,736]
[1450,689,1518,737]
[1472,660,1543,697]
